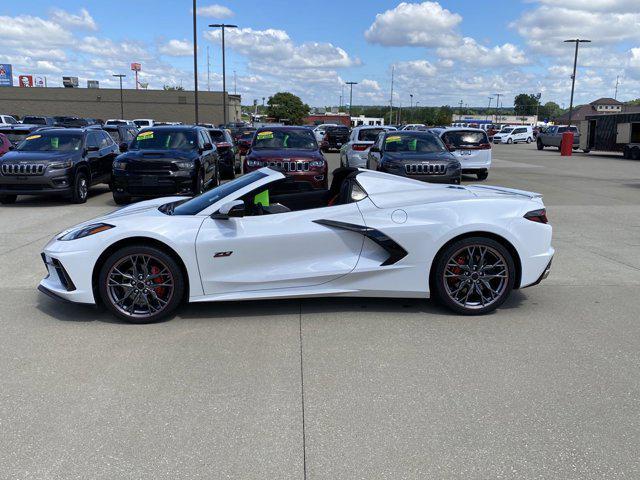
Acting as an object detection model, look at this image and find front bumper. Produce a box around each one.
[0,168,73,195]
[39,249,96,304]
[346,152,367,168]
[113,170,196,197]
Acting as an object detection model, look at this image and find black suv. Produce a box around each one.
[111,126,220,205]
[0,128,118,204]
[100,125,138,152]
[322,125,350,152]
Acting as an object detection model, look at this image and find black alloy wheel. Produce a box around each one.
[433,237,515,315]
[98,246,184,323]
[72,171,89,204]
[194,169,205,195]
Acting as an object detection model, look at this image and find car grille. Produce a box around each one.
[128,162,176,175]
[405,163,447,175]
[265,161,311,172]
[1,163,46,175]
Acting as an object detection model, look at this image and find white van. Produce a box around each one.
[492,125,534,144]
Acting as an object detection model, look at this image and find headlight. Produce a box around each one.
[246,160,264,167]
[175,161,194,170]
[309,160,325,168]
[113,161,127,171]
[58,223,114,241]
[49,160,73,169]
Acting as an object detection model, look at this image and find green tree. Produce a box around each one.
[434,106,453,126]
[513,93,540,116]
[538,101,561,121]
[163,84,185,91]
[267,92,310,125]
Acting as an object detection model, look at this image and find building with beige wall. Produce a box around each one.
[0,87,241,125]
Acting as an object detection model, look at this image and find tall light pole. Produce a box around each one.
[409,93,413,122]
[486,96,493,121]
[192,0,199,124]
[210,23,238,126]
[415,101,419,123]
[564,39,591,127]
[112,74,125,118]
[346,81,357,121]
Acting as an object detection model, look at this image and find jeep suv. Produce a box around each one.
[0,128,118,204]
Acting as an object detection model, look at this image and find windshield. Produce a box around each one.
[133,120,150,127]
[171,171,268,215]
[252,129,317,150]
[106,131,122,143]
[358,128,385,141]
[239,131,255,140]
[16,132,83,152]
[383,133,446,153]
[130,129,197,151]
[22,117,46,125]
[499,128,513,134]
[442,130,488,148]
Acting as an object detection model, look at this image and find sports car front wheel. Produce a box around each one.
[433,237,515,315]
[98,245,185,323]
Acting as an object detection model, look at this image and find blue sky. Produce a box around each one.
[2,1,640,107]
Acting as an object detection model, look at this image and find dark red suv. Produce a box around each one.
[243,126,328,189]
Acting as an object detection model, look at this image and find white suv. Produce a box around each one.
[438,127,492,180]
[493,125,534,144]
[340,125,396,168]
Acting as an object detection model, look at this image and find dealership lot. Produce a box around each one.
[1,145,639,478]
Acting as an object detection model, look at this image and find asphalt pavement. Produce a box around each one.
[1,144,639,479]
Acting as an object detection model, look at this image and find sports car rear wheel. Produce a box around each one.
[98,245,185,323]
[434,237,515,315]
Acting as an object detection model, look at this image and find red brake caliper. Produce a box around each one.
[150,265,165,297]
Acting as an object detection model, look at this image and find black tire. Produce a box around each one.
[450,177,461,185]
[432,236,516,315]
[213,165,221,188]
[526,137,532,143]
[632,147,640,160]
[536,140,544,150]
[623,147,630,159]
[98,245,185,323]
[71,170,89,204]
[507,138,513,144]
[0,194,17,204]
[194,169,205,194]
[583,149,590,154]
[476,171,488,181]
[113,192,131,205]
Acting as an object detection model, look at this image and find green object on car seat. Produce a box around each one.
[254,190,269,206]
[409,138,417,151]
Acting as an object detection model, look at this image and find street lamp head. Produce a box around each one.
[209,24,238,28]
[564,39,591,43]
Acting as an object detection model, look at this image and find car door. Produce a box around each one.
[368,133,384,169]
[195,202,366,295]
[97,131,116,179]
[199,130,216,183]
[84,132,102,180]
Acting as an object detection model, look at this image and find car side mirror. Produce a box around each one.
[446,144,456,152]
[370,146,381,153]
[211,200,245,219]
[119,142,128,152]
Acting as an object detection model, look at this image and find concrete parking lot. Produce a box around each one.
[1,145,639,479]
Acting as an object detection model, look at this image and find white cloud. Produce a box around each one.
[206,28,357,69]
[159,39,194,57]
[196,4,234,18]
[0,13,74,48]
[437,38,528,67]
[365,1,461,48]
[50,8,97,31]
[396,60,438,78]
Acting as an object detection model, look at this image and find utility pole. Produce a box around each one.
[486,96,493,121]
[112,74,125,118]
[458,100,463,117]
[493,93,502,123]
[192,0,199,124]
[389,65,394,125]
[564,38,591,127]
[614,75,620,100]
[233,70,237,95]
[346,81,357,121]
[409,93,413,122]
[206,46,211,92]
[210,23,238,125]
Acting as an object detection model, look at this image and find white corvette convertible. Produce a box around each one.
[39,167,554,323]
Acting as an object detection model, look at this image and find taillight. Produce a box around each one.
[351,143,369,151]
[216,142,232,148]
[479,143,491,149]
[524,208,548,224]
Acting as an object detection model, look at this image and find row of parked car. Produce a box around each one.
[0,118,258,205]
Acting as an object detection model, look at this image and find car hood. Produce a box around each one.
[383,151,456,162]
[0,150,76,162]
[121,149,197,161]
[248,149,322,160]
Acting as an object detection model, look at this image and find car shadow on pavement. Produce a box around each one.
[36,289,528,325]
[2,186,111,207]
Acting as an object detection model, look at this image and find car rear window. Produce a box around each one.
[441,130,488,148]
[357,128,385,141]
[208,130,227,142]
